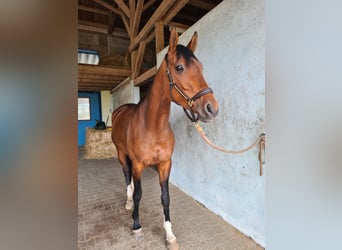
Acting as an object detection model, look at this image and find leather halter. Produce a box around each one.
[165,54,213,122]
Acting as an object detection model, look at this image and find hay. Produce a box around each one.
[84,128,117,159]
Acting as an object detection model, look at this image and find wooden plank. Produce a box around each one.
[128,0,177,52]
[133,40,147,79]
[133,66,157,86]
[78,82,119,87]
[79,85,115,91]
[78,73,126,81]
[114,0,130,18]
[188,0,216,10]
[162,0,189,25]
[132,0,144,37]
[78,5,110,15]
[79,83,118,88]
[155,22,164,53]
[78,77,126,84]
[93,0,121,15]
[78,65,131,76]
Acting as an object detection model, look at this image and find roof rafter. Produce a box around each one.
[128,0,177,52]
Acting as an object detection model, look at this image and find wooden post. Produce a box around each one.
[155,22,164,53]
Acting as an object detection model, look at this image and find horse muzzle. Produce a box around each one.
[195,99,219,122]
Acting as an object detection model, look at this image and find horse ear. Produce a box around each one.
[168,26,178,63]
[187,31,198,52]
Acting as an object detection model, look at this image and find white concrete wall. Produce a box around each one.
[157,0,265,245]
[111,77,140,111]
[100,90,113,126]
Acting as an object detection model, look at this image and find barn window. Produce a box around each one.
[78,97,91,120]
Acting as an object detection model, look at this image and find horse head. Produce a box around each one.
[165,27,219,122]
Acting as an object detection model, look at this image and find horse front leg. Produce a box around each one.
[158,160,179,250]
[117,151,134,210]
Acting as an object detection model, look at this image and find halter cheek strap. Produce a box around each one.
[165,55,213,122]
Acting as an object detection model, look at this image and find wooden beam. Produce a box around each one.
[93,0,121,15]
[168,21,189,33]
[78,73,126,81]
[130,50,137,78]
[78,5,110,15]
[162,0,189,25]
[79,86,116,91]
[79,86,115,91]
[129,0,135,33]
[78,81,122,85]
[114,0,130,18]
[79,82,119,88]
[133,40,147,79]
[132,0,144,37]
[155,22,164,53]
[142,0,157,12]
[128,0,177,52]
[78,81,120,87]
[78,24,108,34]
[78,74,125,83]
[133,66,157,86]
[78,65,131,76]
[188,0,216,10]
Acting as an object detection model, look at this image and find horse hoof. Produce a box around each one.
[132,228,143,240]
[166,239,179,250]
[125,200,134,210]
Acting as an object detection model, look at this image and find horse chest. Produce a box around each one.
[131,135,174,165]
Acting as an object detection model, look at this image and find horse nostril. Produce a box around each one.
[206,103,213,114]
[205,102,218,118]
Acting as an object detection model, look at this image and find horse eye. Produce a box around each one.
[175,65,184,72]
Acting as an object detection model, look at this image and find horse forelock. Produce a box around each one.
[176,45,197,65]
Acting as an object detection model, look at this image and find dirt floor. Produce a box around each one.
[78,152,264,250]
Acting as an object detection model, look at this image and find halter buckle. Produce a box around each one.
[188,99,194,107]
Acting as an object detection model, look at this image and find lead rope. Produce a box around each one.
[193,122,266,176]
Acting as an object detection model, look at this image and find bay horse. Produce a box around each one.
[111,27,219,249]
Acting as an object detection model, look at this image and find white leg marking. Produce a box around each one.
[163,220,176,242]
[125,179,134,210]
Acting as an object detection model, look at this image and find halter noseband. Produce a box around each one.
[165,54,213,122]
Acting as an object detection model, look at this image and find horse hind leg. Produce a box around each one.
[131,164,143,238]
[117,151,134,210]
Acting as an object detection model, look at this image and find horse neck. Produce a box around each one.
[143,61,172,130]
